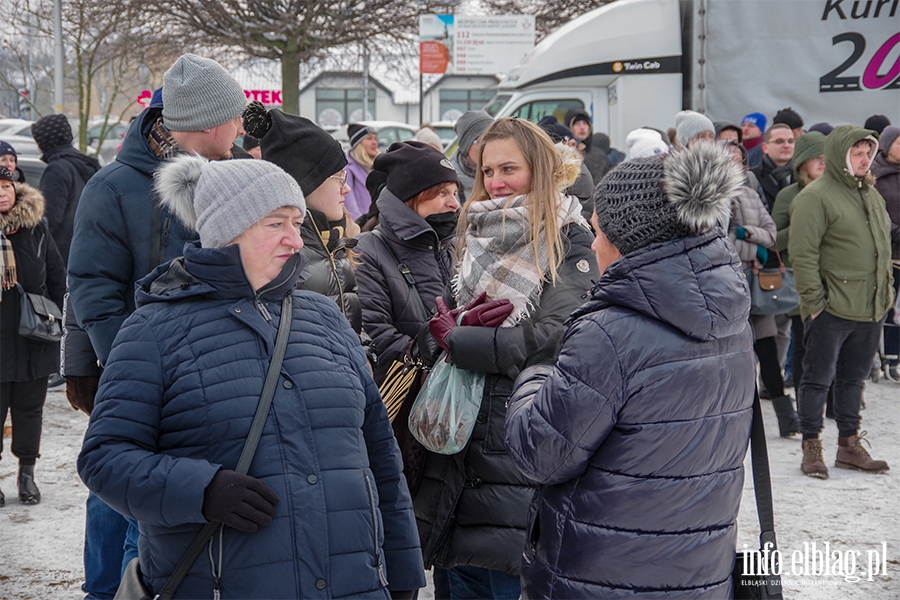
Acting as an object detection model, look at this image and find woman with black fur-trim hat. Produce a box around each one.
[243,101,367,338]
[0,166,66,507]
[414,118,598,599]
[506,142,756,598]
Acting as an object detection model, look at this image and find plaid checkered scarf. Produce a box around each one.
[1,231,15,291]
[455,193,586,326]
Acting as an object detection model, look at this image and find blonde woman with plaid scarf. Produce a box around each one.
[413,118,599,599]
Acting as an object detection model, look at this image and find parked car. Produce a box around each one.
[16,156,47,186]
[0,120,34,137]
[330,120,417,152]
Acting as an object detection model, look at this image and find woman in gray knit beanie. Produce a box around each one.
[77,154,426,598]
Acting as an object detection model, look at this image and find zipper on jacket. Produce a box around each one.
[364,473,389,587]
[249,257,300,321]
[161,216,171,248]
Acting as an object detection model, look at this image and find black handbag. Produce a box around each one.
[745,245,799,316]
[731,389,784,599]
[16,283,62,342]
[114,294,294,600]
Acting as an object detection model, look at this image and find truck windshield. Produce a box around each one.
[483,94,511,117]
[510,99,584,125]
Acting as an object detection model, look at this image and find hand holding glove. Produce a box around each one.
[202,470,279,532]
[430,294,515,354]
[756,245,768,265]
[454,291,514,327]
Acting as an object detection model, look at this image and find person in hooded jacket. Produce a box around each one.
[243,102,367,337]
[870,125,900,380]
[415,118,598,599]
[77,156,424,599]
[31,114,101,264]
[724,140,800,437]
[790,125,894,479]
[771,132,830,399]
[0,166,66,507]
[505,142,755,599]
[564,108,609,185]
[450,110,493,202]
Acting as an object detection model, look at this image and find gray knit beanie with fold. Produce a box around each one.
[155,156,306,249]
[454,110,493,156]
[162,54,247,132]
[675,110,715,147]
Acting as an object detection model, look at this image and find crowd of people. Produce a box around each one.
[0,51,896,599]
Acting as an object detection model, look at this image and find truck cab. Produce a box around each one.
[489,0,683,148]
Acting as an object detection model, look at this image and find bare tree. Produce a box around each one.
[481,0,616,39]
[146,0,462,115]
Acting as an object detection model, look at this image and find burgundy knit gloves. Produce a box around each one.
[429,292,514,354]
[201,470,279,532]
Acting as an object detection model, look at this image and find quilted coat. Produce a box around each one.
[506,231,756,599]
[77,242,424,599]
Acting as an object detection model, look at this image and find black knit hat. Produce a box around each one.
[373,141,458,203]
[773,107,803,130]
[864,114,891,134]
[348,123,375,149]
[242,101,347,196]
[538,115,575,143]
[593,144,741,256]
[32,114,73,152]
[0,166,13,182]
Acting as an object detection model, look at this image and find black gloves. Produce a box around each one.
[202,470,279,532]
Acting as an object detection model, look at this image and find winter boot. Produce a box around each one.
[771,395,800,437]
[835,431,890,474]
[801,439,829,479]
[17,464,40,505]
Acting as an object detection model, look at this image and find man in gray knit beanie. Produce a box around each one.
[162,53,248,160]
[66,52,250,598]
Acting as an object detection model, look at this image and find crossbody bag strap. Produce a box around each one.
[155,294,294,600]
[749,387,782,597]
[371,229,429,321]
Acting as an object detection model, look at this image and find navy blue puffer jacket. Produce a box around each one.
[506,232,755,599]
[77,242,424,599]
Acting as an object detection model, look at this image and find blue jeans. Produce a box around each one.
[82,493,139,600]
[446,566,521,600]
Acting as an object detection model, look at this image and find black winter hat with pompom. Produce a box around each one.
[373,141,459,203]
[242,101,347,196]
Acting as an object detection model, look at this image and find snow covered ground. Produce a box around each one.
[1,379,897,599]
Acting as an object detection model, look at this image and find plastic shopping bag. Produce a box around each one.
[408,356,485,455]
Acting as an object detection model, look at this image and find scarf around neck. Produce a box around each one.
[455,192,587,326]
[1,231,15,291]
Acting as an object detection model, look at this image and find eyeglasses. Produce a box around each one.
[330,170,347,186]
[769,138,795,146]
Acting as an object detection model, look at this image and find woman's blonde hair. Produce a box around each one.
[459,117,567,283]
[350,140,377,172]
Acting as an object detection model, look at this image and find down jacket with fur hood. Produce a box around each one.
[1,182,66,382]
[505,146,756,598]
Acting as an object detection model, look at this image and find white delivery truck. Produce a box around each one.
[488,0,900,147]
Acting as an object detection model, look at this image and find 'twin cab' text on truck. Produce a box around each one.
[487,0,900,147]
